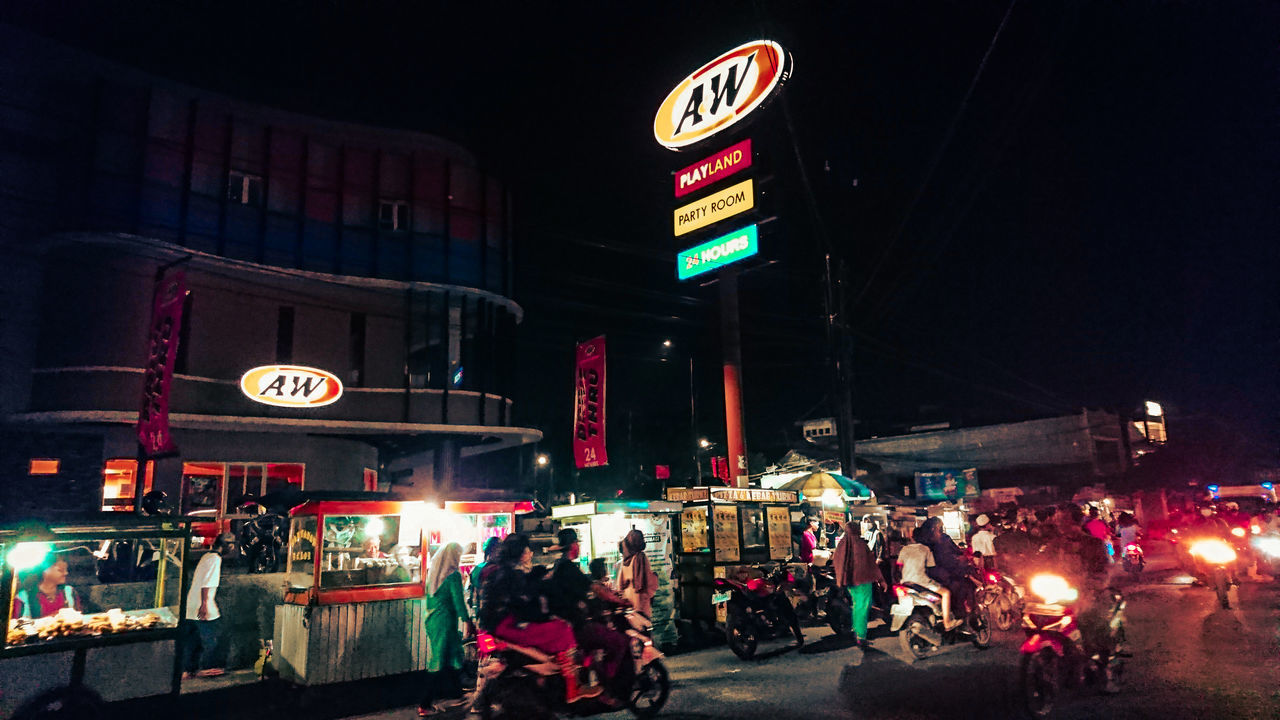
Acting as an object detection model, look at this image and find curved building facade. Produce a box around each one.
[0,26,538,519]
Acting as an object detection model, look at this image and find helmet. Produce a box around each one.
[1200,507,1214,518]
[140,491,169,516]
[1225,502,1239,512]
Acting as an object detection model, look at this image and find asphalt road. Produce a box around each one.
[349,545,1280,720]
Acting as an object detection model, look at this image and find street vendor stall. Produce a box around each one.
[550,500,683,646]
[426,499,536,574]
[0,515,190,718]
[274,499,430,685]
[665,487,798,624]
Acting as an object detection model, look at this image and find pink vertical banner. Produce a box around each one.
[137,270,186,456]
[573,335,608,469]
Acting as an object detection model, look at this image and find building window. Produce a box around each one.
[378,200,409,231]
[101,459,154,511]
[228,170,264,206]
[349,312,366,386]
[28,459,60,475]
[277,307,295,363]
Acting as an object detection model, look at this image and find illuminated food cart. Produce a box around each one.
[274,499,430,685]
[425,499,536,573]
[550,500,683,646]
[0,516,189,717]
[665,487,798,624]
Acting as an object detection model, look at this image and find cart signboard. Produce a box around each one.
[712,506,740,562]
[766,506,791,560]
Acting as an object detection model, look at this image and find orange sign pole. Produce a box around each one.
[719,270,749,488]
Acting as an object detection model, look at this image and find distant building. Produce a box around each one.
[0,27,539,520]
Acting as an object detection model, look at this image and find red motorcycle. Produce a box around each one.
[713,565,804,660]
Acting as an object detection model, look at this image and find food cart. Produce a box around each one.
[665,487,798,624]
[274,499,430,685]
[425,499,536,573]
[1,515,190,717]
[550,500,683,646]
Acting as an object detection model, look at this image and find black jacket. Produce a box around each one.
[479,563,547,631]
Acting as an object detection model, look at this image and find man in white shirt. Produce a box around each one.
[898,527,960,630]
[183,533,234,678]
[970,515,998,570]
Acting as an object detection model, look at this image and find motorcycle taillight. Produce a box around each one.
[893,585,909,600]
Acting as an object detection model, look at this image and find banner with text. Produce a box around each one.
[574,335,609,469]
[914,468,980,502]
[136,270,186,457]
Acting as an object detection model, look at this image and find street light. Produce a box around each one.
[661,340,701,485]
[535,453,553,506]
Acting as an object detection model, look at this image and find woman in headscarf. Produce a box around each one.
[833,520,886,647]
[479,533,601,704]
[419,543,468,717]
[616,529,655,617]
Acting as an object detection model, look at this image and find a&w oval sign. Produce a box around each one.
[654,40,792,151]
[240,365,343,408]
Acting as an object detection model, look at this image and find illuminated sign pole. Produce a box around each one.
[656,40,791,488]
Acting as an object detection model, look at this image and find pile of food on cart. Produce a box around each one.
[6,607,177,645]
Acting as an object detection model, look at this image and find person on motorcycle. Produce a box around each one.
[921,517,975,625]
[479,533,603,704]
[833,520,886,647]
[1083,505,1115,560]
[1258,507,1280,535]
[1040,504,1121,693]
[899,526,961,630]
[1116,512,1141,550]
[545,529,632,706]
[970,515,998,571]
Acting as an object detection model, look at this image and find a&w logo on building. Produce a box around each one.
[654,40,791,151]
[240,365,344,408]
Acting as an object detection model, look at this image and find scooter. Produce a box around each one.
[890,581,991,659]
[1121,542,1145,575]
[1188,538,1238,609]
[977,568,1024,631]
[1019,573,1126,718]
[472,606,669,720]
[713,564,804,660]
[790,565,852,636]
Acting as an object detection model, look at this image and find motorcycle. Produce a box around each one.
[790,565,853,636]
[1252,533,1280,580]
[1019,573,1126,718]
[1188,538,1238,609]
[891,580,992,659]
[1121,542,1145,575]
[472,606,669,720]
[713,564,804,660]
[235,500,288,574]
[976,568,1024,631]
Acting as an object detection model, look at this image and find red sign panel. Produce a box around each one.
[573,336,608,469]
[674,138,752,198]
[137,270,186,457]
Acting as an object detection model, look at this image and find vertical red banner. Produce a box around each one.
[137,270,186,457]
[573,335,608,469]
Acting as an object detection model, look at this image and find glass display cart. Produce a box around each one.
[0,516,190,717]
[425,499,536,573]
[550,499,683,646]
[665,487,798,624]
[274,499,430,685]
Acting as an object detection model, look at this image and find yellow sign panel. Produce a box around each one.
[672,178,754,237]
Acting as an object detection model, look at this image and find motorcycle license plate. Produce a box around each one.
[712,591,732,605]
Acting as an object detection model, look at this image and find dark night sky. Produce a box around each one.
[7,1,1278,478]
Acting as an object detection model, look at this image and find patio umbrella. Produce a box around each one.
[777,472,873,502]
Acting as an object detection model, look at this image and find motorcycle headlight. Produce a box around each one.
[1231,527,1246,539]
[1028,574,1078,605]
[1253,536,1280,558]
[1189,539,1237,564]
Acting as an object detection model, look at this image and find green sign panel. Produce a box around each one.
[676,224,758,280]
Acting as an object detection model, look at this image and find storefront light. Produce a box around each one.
[6,541,52,571]
[365,517,385,537]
